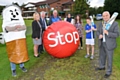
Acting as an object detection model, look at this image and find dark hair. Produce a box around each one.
[86,17,91,20]
[66,13,71,17]
[67,13,71,15]
[75,15,82,24]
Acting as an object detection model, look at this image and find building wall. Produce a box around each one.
[36,0,73,17]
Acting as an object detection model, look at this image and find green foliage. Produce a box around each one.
[104,0,120,18]
[97,7,104,13]
[89,7,97,15]
[89,7,103,16]
[73,0,89,17]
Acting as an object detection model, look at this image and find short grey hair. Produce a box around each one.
[102,11,110,16]
[40,11,46,16]
[53,10,57,14]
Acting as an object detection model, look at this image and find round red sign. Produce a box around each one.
[43,21,79,58]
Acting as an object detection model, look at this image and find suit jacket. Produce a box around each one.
[32,20,42,39]
[97,21,119,50]
[39,18,48,32]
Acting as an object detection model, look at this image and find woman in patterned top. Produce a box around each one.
[74,15,83,50]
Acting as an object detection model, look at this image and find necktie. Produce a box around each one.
[42,19,45,31]
[103,22,106,42]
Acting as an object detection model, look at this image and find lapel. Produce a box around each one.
[40,18,43,25]
[108,21,115,32]
[100,22,103,34]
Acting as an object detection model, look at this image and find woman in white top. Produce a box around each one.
[64,13,74,24]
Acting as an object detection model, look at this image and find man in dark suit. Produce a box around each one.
[38,11,48,54]
[96,11,119,78]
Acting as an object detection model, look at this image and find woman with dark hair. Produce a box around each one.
[64,13,74,24]
[74,15,83,49]
[66,13,72,22]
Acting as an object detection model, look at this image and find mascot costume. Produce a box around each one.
[2,5,29,76]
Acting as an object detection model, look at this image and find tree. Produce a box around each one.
[89,7,97,16]
[72,0,89,17]
[88,7,104,20]
[104,0,120,18]
[97,7,104,14]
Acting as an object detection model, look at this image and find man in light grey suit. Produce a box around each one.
[96,11,119,78]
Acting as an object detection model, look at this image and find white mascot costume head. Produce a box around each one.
[2,5,25,42]
[2,5,29,64]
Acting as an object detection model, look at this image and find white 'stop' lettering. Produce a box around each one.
[47,31,79,47]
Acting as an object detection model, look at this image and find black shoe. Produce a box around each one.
[21,67,27,72]
[12,70,17,77]
[95,67,105,71]
[104,74,111,78]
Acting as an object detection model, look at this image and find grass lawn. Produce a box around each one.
[0,19,2,32]
[0,19,120,80]
[111,20,120,80]
[0,35,37,80]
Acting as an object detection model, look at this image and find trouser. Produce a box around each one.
[10,62,24,71]
[79,37,83,47]
[99,42,114,75]
[38,44,44,53]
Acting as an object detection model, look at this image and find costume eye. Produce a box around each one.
[16,12,19,15]
[10,10,13,12]
[11,13,13,15]
[10,10,13,15]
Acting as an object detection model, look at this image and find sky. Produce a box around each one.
[0,0,105,7]
[0,0,45,6]
[89,0,105,7]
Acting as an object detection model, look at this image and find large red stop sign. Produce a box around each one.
[43,21,79,58]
